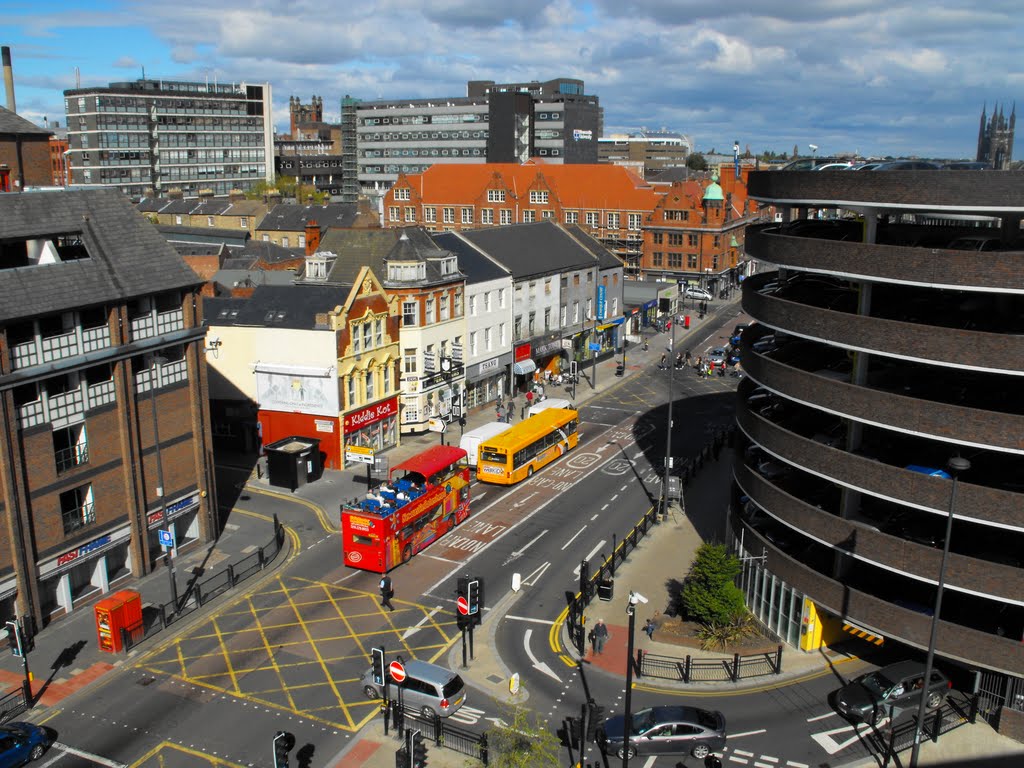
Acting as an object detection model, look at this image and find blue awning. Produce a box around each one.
[512,360,537,376]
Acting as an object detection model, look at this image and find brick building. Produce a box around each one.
[0,189,216,627]
[0,106,52,192]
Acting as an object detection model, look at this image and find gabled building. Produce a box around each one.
[255,201,378,249]
[0,189,215,625]
[139,192,269,238]
[0,105,52,192]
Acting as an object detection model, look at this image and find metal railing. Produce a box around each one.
[868,694,973,766]
[121,515,285,652]
[388,701,489,764]
[0,687,28,724]
[636,646,783,683]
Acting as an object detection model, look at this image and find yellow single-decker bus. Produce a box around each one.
[476,407,580,484]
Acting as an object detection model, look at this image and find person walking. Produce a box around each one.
[507,398,515,422]
[643,617,657,640]
[659,352,667,369]
[379,575,395,611]
[591,618,609,655]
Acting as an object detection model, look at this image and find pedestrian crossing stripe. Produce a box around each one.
[842,621,884,645]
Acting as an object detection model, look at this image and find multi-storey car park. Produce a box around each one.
[733,170,1024,741]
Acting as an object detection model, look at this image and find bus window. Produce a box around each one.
[480,448,506,463]
[352,534,374,546]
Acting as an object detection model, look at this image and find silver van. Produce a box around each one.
[360,659,467,718]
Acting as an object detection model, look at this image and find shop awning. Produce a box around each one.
[596,317,626,331]
[512,359,537,375]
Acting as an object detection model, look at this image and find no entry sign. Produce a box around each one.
[389,660,406,683]
[457,596,469,615]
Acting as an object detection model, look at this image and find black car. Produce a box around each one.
[597,705,726,760]
[834,661,950,724]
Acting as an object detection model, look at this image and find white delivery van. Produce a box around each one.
[527,397,574,417]
[459,421,513,467]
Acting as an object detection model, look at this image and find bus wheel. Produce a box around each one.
[402,544,412,562]
[446,515,455,531]
[527,466,534,478]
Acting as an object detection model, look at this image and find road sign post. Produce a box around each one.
[391,657,406,738]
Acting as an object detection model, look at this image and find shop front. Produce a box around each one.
[511,343,536,394]
[37,525,134,618]
[146,491,202,568]
[341,395,399,466]
[465,352,512,410]
[255,363,342,467]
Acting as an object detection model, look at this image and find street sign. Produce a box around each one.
[457,596,469,616]
[389,660,406,683]
[588,342,600,352]
[346,445,375,465]
[509,673,521,695]
[158,529,175,549]
[426,417,447,433]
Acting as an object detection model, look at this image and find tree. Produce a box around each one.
[485,704,562,768]
[245,176,327,205]
[686,153,708,171]
[679,542,745,626]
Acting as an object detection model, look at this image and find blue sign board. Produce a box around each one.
[588,342,601,352]
[596,285,607,320]
[158,529,175,549]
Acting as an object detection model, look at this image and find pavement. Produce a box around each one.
[4,293,1021,767]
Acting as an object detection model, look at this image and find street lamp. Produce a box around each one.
[909,456,970,767]
[661,319,676,518]
[621,590,647,768]
[439,356,453,446]
[147,356,180,613]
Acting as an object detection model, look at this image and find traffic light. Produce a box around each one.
[586,701,606,742]
[596,578,614,602]
[466,578,482,619]
[410,729,428,767]
[579,559,590,600]
[273,731,295,768]
[5,620,23,658]
[371,646,385,686]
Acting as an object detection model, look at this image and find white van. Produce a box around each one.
[459,421,513,467]
[527,397,574,417]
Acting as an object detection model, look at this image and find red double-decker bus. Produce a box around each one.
[341,445,470,572]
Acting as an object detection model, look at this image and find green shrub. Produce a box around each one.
[679,543,745,626]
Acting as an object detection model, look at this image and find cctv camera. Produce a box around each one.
[808,144,818,152]
[629,591,649,605]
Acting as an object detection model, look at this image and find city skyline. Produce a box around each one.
[3,0,1022,160]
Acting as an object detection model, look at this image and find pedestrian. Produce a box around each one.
[496,404,504,422]
[685,349,692,366]
[379,574,395,611]
[696,356,704,377]
[520,404,526,420]
[660,352,667,369]
[592,618,609,655]
[507,398,515,422]
[525,389,534,409]
[643,617,656,640]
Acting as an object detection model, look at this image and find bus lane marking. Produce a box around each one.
[572,540,607,577]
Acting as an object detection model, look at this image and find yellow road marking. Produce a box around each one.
[130,739,252,768]
[209,614,241,694]
[246,575,300,712]
[245,486,334,533]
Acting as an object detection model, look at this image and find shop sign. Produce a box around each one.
[147,494,199,526]
[477,358,499,375]
[535,338,563,357]
[561,339,573,351]
[597,285,607,320]
[315,419,335,433]
[514,343,532,362]
[346,445,376,464]
[57,534,113,567]
[343,396,399,434]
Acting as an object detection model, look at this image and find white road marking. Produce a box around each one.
[524,628,561,682]
[37,751,67,768]
[572,540,607,576]
[402,606,443,640]
[53,744,127,768]
[561,526,587,550]
[786,762,809,768]
[811,721,877,754]
[422,553,458,563]
[806,711,838,722]
[521,561,551,587]
[505,529,549,563]
[728,729,767,738]
[728,758,749,765]
[503,615,556,625]
[642,757,657,768]
[733,749,755,757]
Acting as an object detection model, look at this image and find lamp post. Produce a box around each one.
[148,357,180,612]
[622,591,641,768]
[661,319,676,518]
[909,456,970,767]
[439,356,453,446]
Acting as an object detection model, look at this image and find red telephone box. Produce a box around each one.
[95,589,142,653]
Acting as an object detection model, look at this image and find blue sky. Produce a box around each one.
[3,0,1022,159]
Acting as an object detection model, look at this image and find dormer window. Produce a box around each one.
[305,250,337,281]
[387,262,426,281]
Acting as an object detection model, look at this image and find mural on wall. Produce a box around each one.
[255,365,339,417]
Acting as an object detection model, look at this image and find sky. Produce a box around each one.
[2,0,1022,160]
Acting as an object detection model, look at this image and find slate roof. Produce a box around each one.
[0,188,203,324]
[235,240,304,265]
[315,228,404,284]
[563,224,624,270]
[210,269,298,296]
[257,202,361,232]
[456,220,602,279]
[189,200,233,216]
[205,285,350,330]
[156,224,250,247]
[0,106,50,135]
[432,232,509,285]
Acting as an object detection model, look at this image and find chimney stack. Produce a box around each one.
[305,220,321,255]
[2,46,16,114]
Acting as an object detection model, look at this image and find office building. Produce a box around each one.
[64,78,273,199]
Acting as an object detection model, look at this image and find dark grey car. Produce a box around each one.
[597,705,726,760]
[834,661,950,724]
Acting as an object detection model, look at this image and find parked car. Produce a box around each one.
[0,722,51,768]
[598,705,726,760]
[778,157,842,171]
[684,286,713,301]
[814,162,854,171]
[834,661,951,725]
[871,160,943,170]
[946,235,1005,252]
[942,161,989,170]
[360,659,467,718]
[705,347,728,370]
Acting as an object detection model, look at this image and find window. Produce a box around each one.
[544,307,551,331]
[499,322,506,346]
[541,210,553,220]
[175,215,183,225]
[424,207,436,223]
[499,209,512,225]
[425,296,435,324]
[529,190,549,204]
[443,207,455,224]
[665,210,688,221]
[461,207,473,224]
[439,294,450,322]
[653,252,664,266]
[389,206,400,222]
[560,305,567,326]
[405,206,416,222]
[60,484,95,534]
[565,211,578,224]
[375,318,384,347]
[688,254,698,269]
[528,311,536,335]
[365,369,375,400]
[484,326,492,351]
[487,189,505,202]
[669,253,683,268]
[402,300,418,326]
[713,235,721,248]
[262,233,270,241]
[282,236,289,247]
[299,235,306,248]
[403,348,417,374]
[394,188,410,201]
[514,316,522,339]
[688,234,699,247]
[628,213,641,230]
[470,331,478,356]
[586,298,593,319]
[585,212,599,227]
[481,208,494,224]
[523,210,536,223]
[607,212,620,229]
[572,300,580,323]
[498,288,506,308]
[353,324,362,354]
[469,295,477,316]
[54,424,88,473]
[668,233,684,246]
[240,216,248,228]
[347,375,356,407]
[454,291,463,317]
[653,232,663,244]
[362,322,373,351]
[483,291,491,313]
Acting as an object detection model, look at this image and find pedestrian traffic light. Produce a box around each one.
[586,702,606,742]
[596,578,614,602]
[410,729,428,767]
[371,646,385,686]
[273,731,295,768]
[466,577,481,617]
[5,620,22,658]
